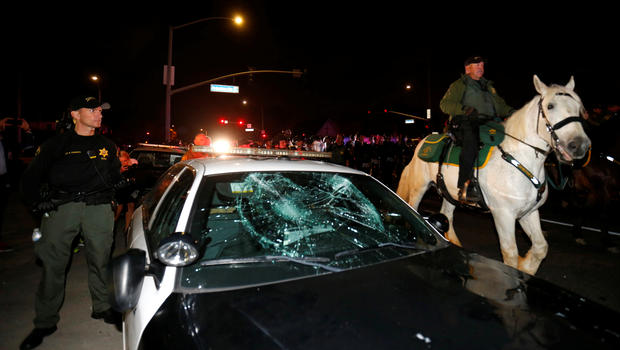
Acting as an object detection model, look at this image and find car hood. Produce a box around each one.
[141,246,620,349]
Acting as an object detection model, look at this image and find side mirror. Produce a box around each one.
[110,249,146,312]
[425,213,449,235]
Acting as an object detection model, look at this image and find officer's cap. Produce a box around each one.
[464,56,486,66]
[69,95,111,111]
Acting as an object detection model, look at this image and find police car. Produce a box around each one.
[111,146,620,350]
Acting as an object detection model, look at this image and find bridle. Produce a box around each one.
[501,92,584,159]
[535,92,584,160]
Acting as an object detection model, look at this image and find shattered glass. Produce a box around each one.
[179,172,443,290]
[237,173,385,256]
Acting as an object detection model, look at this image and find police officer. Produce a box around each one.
[440,56,515,204]
[19,95,121,350]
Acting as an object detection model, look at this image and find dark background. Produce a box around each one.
[1,2,618,144]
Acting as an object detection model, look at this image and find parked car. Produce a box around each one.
[111,146,620,350]
[127,143,187,198]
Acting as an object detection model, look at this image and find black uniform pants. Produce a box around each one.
[452,115,480,188]
[33,201,114,328]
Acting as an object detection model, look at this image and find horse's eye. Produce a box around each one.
[547,104,554,110]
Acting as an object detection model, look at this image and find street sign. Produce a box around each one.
[210,84,239,93]
[163,65,175,86]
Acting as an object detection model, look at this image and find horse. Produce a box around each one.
[396,75,591,275]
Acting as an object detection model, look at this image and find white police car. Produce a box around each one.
[110,146,620,350]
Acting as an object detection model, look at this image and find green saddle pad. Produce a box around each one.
[417,121,504,168]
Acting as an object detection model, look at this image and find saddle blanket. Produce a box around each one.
[417,121,504,168]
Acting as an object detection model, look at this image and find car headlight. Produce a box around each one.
[156,232,199,266]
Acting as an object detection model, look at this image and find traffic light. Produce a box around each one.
[237,120,245,126]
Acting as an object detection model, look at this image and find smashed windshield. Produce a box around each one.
[180,172,444,290]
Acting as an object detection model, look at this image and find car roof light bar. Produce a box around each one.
[191,146,332,159]
[137,143,187,151]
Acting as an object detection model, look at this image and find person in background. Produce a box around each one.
[0,131,10,252]
[327,134,347,166]
[114,150,139,232]
[19,95,122,350]
[181,132,212,161]
[0,117,32,253]
[439,56,515,204]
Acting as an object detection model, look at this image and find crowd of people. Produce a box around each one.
[230,132,421,191]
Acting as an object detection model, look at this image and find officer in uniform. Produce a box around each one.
[440,56,515,204]
[19,96,122,350]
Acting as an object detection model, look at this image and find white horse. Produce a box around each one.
[397,75,590,275]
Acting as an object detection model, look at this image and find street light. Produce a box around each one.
[90,75,102,102]
[164,15,244,143]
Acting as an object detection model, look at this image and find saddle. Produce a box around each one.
[418,120,505,209]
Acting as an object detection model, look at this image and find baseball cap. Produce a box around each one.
[464,56,486,66]
[69,95,111,111]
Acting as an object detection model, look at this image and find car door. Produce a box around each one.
[124,164,198,350]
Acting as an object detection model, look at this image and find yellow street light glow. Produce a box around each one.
[91,75,99,82]
[234,16,243,25]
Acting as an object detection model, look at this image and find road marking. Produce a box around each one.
[541,219,620,236]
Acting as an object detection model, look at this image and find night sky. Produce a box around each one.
[2,2,618,144]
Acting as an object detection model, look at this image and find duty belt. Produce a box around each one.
[53,190,111,205]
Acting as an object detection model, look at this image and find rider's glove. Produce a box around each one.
[463,106,478,116]
[35,200,58,213]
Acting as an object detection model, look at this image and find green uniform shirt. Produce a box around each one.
[440,74,515,121]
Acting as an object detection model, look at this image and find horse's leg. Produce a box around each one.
[440,200,461,247]
[517,210,548,275]
[490,210,519,270]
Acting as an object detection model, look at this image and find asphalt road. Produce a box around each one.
[418,191,620,313]
[1,189,619,349]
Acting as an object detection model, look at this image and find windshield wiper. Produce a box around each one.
[334,242,429,259]
[199,255,343,272]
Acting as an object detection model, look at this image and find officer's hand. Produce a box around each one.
[463,106,478,116]
[35,200,57,213]
[113,178,134,190]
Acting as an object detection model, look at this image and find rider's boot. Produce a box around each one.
[458,180,479,205]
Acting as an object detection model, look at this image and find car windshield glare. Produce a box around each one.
[181,171,443,289]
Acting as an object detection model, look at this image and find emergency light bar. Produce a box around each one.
[137,143,188,151]
[192,145,332,159]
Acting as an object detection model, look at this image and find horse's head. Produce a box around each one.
[533,75,591,164]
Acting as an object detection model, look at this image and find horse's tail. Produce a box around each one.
[396,161,413,201]
[396,137,435,208]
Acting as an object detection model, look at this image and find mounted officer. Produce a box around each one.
[439,56,515,204]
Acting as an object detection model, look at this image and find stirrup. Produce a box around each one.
[458,181,479,205]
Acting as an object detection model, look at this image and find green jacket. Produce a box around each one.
[440,74,515,121]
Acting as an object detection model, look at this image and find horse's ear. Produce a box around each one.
[566,76,575,91]
[533,75,547,94]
